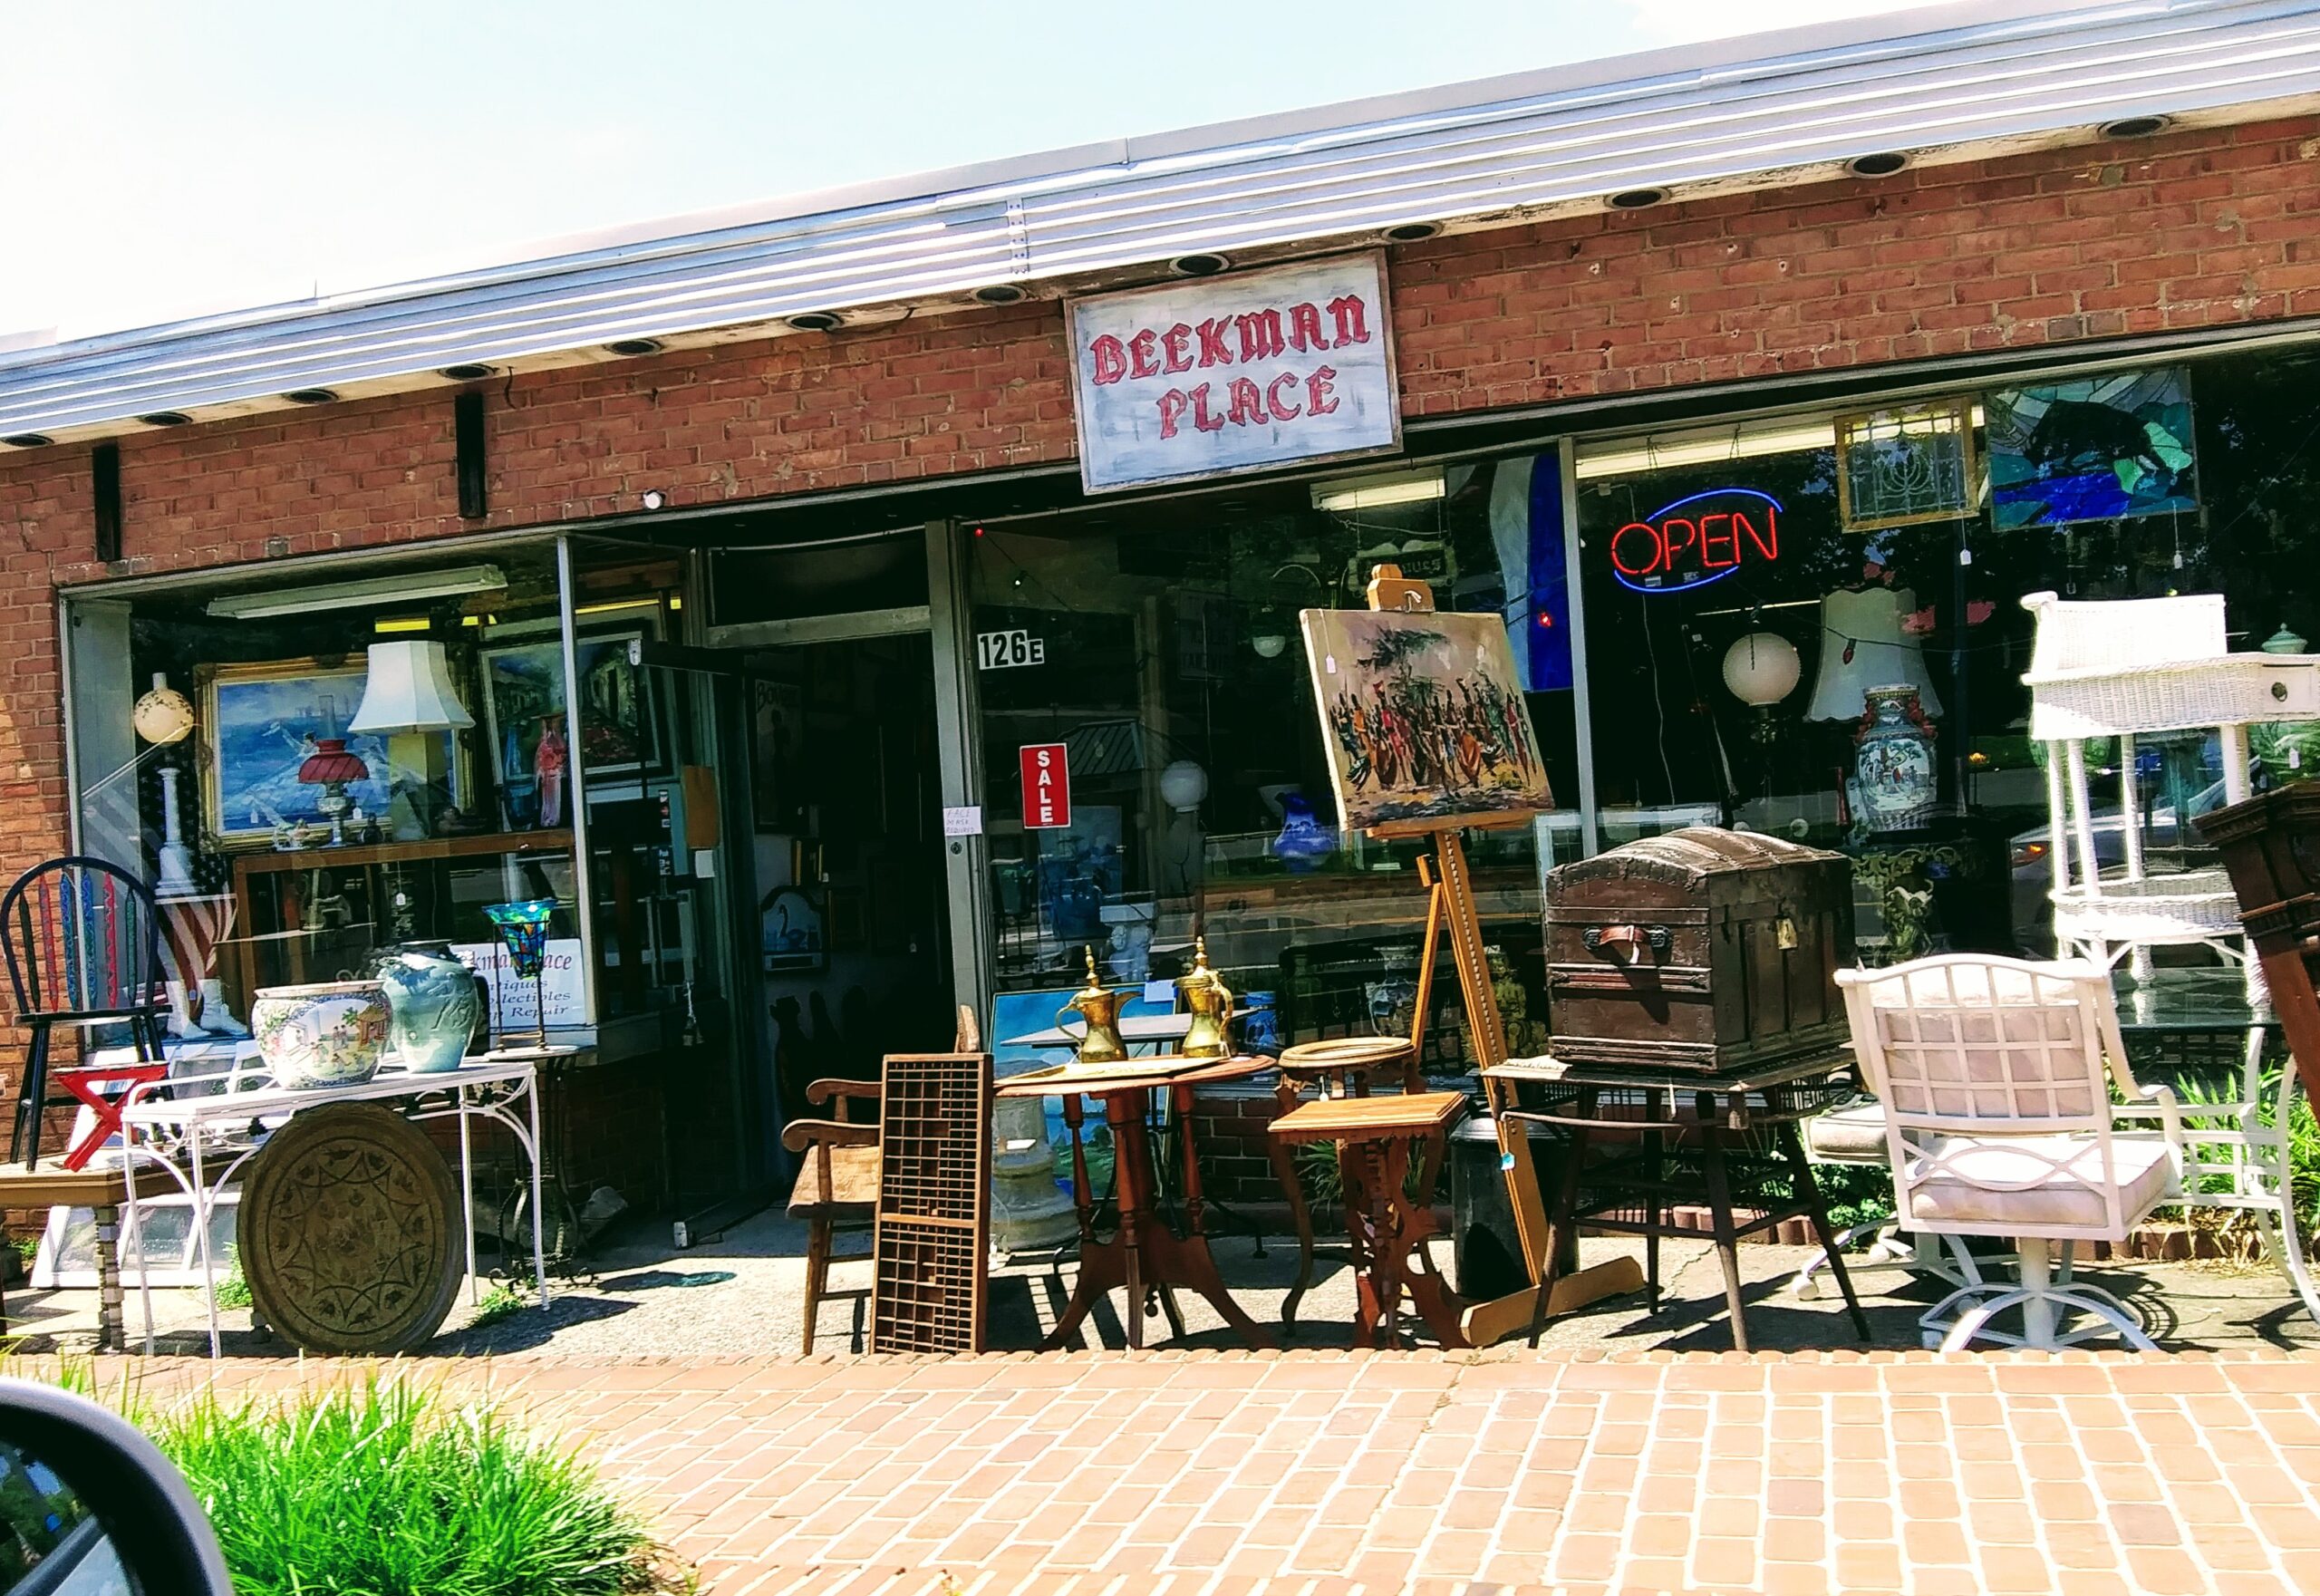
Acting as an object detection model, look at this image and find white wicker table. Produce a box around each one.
[115,1054,553,1357]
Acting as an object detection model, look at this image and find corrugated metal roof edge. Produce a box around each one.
[2,0,2312,444]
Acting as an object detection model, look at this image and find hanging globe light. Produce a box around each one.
[1722,632,1802,709]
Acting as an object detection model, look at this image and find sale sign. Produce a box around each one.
[1019,742,1071,829]
[1065,252,1401,494]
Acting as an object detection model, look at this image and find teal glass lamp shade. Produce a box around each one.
[483,898,556,979]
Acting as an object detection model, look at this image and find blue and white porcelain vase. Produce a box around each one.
[1854,683,1939,834]
[374,941,483,1073]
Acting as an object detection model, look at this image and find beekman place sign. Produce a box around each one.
[1065,253,1402,493]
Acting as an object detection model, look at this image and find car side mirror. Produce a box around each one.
[0,1378,232,1594]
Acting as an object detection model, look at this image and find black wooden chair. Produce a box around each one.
[0,857,169,1168]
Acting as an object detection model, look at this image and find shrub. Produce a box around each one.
[114,1373,682,1595]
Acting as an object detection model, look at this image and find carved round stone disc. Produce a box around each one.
[238,1102,463,1355]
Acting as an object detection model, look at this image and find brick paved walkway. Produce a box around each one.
[137,1347,2320,1595]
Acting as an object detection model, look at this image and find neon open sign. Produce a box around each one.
[1609,488,1783,595]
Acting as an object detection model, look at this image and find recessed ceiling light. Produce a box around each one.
[282,388,337,404]
[784,312,842,333]
[440,363,494,381]
[1383,222,1443,242]
[2,434,53,449]
[1170,253,1231,277]
[1847,151,1909,178]
[137,411,191,427]
[1608,189,1668,210]
[972,284,1028,305]
[604,338,663,357]
[2099,114,2170,139]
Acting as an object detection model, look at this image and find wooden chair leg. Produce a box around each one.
[800,1217,832,1355]
[1696,1119,1752,1354]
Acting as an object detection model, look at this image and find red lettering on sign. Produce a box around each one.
[1128,330,1161,380]
[1161,323,1194,374]
[1090,335,1127,385]
[1287,301,1328,353]
[1020,743,1072,829]
[1226,377,1265,426]
[1610,522,1662,577]
[1236,309,1286,363]
[1737,507,1778,560]
[1266,371,1302,422]
[1327,294,1371,348]
[1194,317,1233,366]
[1190,382,1226,432]
[1307,364,1340,415]
[1156,389,1189,440]
[1697,514,1737,569]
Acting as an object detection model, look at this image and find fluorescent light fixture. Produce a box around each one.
[573,597,662,618]
[372,616,432,634]
[207,563,507,620]
[1576,420,1836,480]
[1311,469,1446,512]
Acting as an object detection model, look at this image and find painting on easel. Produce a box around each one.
[1300,607,1552,834]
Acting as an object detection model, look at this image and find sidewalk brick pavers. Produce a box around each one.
[107,1347,2320,1594]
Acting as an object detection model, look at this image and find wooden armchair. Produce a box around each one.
[782,1078,881,1354]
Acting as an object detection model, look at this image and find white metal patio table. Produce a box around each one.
[116,1052,554,1357]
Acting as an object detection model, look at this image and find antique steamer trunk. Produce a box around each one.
[1543,827,1854,1075]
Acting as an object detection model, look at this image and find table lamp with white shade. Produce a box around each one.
[348,641,475,840]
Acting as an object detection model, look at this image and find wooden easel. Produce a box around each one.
[1358,567,1643,1347]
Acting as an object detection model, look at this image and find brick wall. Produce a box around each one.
[3,113,2318,894]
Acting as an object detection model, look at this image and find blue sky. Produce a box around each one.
[0,0,1923,342]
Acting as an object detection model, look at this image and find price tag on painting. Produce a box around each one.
[1019,743,1071,829]
[977,630,1045,670]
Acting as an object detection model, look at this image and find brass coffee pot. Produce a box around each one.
[1176,936,1235,1059]
[1057,947,1129,1064]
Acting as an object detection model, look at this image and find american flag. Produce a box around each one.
[157,894,236,1011]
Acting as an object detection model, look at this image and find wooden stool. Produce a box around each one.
[1268,1037,1423,1331]
[1271,1088,1468,1349]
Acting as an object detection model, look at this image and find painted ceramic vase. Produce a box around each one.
[1854,684,1939,834]
[250,980,391,1090]
[374,941,482,1073]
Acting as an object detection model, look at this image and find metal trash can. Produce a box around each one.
[1449,1112,1577,1301]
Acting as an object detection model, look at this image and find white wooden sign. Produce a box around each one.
[976,629,1046,670]
[1066,252,1401,494]
[454,938,586,1030]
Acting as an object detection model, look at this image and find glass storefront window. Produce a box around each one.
[971,454,1581,1070]
[66,545,586,1039]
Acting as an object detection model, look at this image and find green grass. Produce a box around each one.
[214,1247,252,1311]
[466,1283,530,1331]
[56,1367,682,1595]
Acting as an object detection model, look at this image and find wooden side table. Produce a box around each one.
[1268,1036,1424,1331]
[1271,1088,1469,1349]
[997,1055,1275,1351]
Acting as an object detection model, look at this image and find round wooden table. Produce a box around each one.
[998,1054,1275,1350]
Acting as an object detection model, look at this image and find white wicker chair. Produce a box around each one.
[1838,954,2187,1350]
[2021,590,2320,1324]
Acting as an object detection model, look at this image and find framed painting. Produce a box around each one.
[479,642,570,831]
[572,631,664,778]
[1833,397,1977,532]
[1300,607,1552,837]
[197,659,468,847]
[1985,366,2199,529]
[750,680,804,830]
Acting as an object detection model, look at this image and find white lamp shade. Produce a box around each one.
[1159,759,1209,811]
[1722,632,1802,709]
[131,678,195,744]
[348,641,475,733]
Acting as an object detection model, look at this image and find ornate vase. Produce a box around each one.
[1854,684,1939,834]
[374,941,482,1073]
[250,981,391,1090]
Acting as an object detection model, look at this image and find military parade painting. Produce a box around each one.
[1300,607,1552,834]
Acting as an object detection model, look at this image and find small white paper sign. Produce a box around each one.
[453,938,586,1030]
[1143,980,1174,1006]
[942,805,984,837]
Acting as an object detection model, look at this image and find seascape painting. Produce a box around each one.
[1986,367,2199,529]
[199,661,462,846]
[1300,608,1552,835]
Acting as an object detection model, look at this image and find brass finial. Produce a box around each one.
[1080,945,1103,989]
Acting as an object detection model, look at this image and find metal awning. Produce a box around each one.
[5,0,2320,444]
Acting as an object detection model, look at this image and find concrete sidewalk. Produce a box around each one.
[144,1345,2320,1596]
